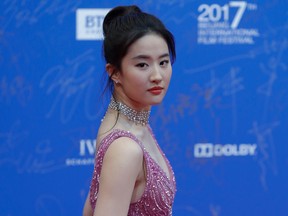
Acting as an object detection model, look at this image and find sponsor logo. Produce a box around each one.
[65,139,96,166]
[79,139,96,156]
[76,8,110,40]
[197,1,259,45]
[194,143,257,158]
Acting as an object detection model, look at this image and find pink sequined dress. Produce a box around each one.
[89,127,176,216]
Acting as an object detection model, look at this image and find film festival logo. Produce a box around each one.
[76,8,110,40]
[197,1,259,45]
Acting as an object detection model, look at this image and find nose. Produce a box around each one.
[150,65,162,83]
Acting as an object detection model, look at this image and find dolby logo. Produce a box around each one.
[194,143,257,158]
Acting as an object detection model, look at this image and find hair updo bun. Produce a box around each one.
[103,5,142,37]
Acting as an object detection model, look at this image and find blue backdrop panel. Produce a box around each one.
[1,0,287,215]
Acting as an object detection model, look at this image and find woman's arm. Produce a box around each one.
[82,192,92,216]
[93,137,143,216]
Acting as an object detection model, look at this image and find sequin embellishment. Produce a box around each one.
[89,127,176,215]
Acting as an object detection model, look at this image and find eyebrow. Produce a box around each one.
[132,53,170,60]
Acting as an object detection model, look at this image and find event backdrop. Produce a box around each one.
[1,0,288,215]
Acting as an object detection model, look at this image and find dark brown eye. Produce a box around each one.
[136,63,148,68]
[160,60,169,66]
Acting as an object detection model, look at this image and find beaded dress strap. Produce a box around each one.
[97,129,146,159]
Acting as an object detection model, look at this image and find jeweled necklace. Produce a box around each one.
[108,97,150,126]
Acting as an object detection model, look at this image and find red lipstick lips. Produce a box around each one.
[148,86,163,95]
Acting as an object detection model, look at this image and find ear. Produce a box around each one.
[106,63,121,84]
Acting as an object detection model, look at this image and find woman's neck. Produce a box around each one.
[108,97,151,126]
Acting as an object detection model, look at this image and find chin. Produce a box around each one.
[150,99,163,105]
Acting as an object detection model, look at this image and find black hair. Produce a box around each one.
[102,5,176,95]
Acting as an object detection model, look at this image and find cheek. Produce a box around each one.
[121,72,146,89]
[128,74,145,85]
[165,68,172,83]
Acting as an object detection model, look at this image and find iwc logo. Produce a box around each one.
[65,139,96,166]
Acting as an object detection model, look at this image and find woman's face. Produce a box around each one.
[116,33,172,110]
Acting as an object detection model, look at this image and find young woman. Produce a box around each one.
[83,5,176,216]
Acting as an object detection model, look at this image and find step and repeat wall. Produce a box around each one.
[1,0,287,215]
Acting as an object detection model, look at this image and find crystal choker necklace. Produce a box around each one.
[108,97,150,126]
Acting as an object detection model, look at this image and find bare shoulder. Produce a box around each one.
[104,137,144,165]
